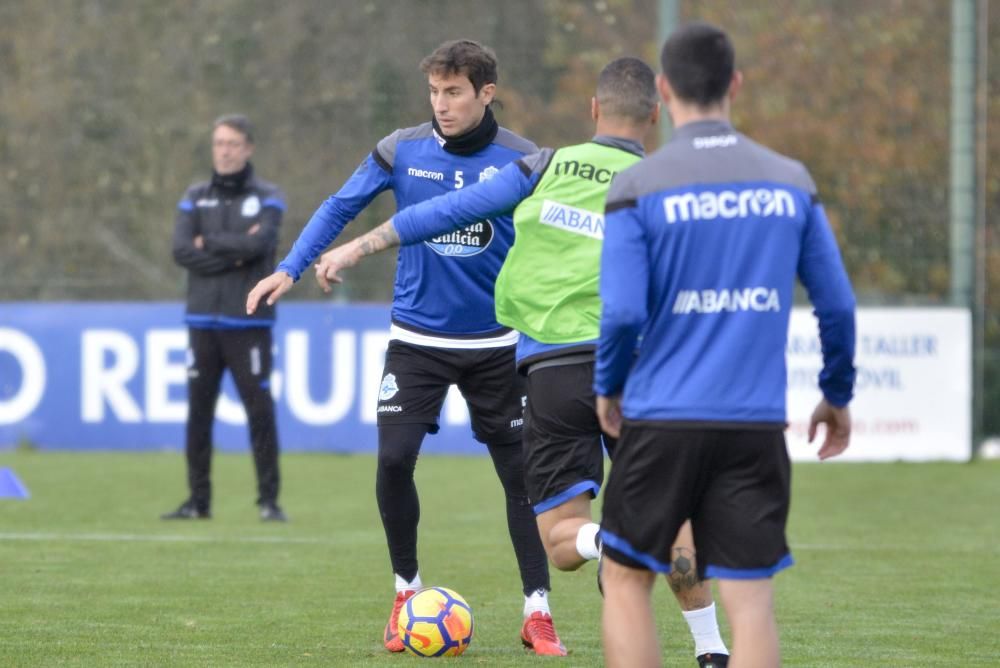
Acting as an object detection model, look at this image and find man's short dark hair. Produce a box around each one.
[213,114,254,143]
[596,57,658,124]
[660,22,735,107]
[420,39,498,95]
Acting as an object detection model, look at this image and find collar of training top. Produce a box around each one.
[211,162,253,194]
[672,118,735,140]
[431,106,499,156]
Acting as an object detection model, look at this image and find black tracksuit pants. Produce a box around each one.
[185,327,280,510]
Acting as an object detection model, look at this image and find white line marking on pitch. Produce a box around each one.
[0,532,338,545]
[2,533,995,555]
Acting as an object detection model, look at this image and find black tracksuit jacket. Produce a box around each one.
[172,165,285,327]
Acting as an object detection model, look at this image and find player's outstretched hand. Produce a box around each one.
[314,246,362,293]
[247,271,294,314]
[596,395,623,439]
[807,399,851,460]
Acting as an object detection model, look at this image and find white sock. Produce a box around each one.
[575,522,601,561]
[523,588,551,617]
[394,572,422,593]
[681,602,729,657]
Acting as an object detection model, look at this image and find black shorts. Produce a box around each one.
[600,422,792,580]
[523,362,614,514]
[375,340,525,444]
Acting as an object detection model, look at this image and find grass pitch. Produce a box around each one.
[0,450,997,666]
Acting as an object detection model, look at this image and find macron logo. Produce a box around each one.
[663,187,796,224]
[672,287,780,315]
[407,167,445,181]
[539,200,604,240]
[693,134,738,149]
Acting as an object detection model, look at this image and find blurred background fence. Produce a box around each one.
[1,0,997,440]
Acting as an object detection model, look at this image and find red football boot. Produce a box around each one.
[520,611,568,656]
[383,589,416,652]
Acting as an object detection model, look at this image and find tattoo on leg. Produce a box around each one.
[667,547,703,594]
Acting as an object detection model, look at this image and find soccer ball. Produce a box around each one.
[397,586,474,657]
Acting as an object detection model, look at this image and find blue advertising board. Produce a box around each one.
[2,303,972,460]
[0,303,482,454]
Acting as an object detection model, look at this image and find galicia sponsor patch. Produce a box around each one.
[241,195,261,217]
[539,200,604,240]
[195,198,219,208]
[424,220,494,257]
[478,166,499,182]
[379,373,399,400]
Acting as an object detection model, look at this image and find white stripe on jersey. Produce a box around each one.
[388,323,518,349]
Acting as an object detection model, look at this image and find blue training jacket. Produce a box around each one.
[277,122,536,337]
[595,120,856,423]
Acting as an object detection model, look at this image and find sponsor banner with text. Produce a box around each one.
[0,304,970,460]
[785,307,970,461]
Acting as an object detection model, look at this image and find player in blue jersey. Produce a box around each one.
[246,40,566,656]
[302,57,731,667]
[594,23,857,667]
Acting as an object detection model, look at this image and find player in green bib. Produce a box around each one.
[492,140,638,344]
[310,58,730,666]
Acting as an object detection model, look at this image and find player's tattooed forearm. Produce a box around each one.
[374,221,400,248]
[358,222,400,257]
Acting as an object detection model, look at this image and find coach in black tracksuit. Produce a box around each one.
[162,114,287,522]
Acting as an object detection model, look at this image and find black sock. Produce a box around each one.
[376,423,428,582]
[486,439,551,595]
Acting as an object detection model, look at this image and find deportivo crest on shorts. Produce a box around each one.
[379,373,399,401]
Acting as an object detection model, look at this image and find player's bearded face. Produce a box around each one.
[427,72,495,138]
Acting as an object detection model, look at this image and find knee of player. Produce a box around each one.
[377,448,418,473]
[550,553,586,572]
[541,528,587,572]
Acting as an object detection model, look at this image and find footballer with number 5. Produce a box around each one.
[247,40,566,656]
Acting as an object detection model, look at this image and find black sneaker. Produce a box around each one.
[161,500,211,520]
[259,502,288,522]
[697,653,729,667]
